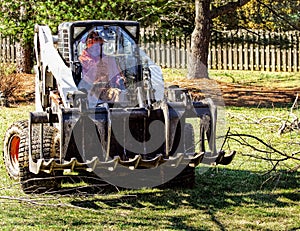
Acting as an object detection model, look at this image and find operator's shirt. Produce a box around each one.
[79,48,122,88]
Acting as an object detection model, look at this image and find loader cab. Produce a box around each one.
[57,20,164,106]
[57,21,141,85]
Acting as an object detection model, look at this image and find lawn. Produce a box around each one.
[163,69,300,89]
[0,70,299,230]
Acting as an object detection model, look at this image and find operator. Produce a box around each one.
[78,31,124,104]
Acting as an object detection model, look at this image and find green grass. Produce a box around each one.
[225,106,300,172]
[0,72,299,230]
[163,69,300,89]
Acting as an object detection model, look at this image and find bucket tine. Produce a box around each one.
[119,155,141,170]
[216,151,236,165]
[187,152,205,167]
[163,153,184,168]
[138,154,163,168]
[94,156,120,171]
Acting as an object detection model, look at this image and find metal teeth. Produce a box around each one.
[138,154,163,169]
[35,153,202,173]
[34,150,233,174]
[187,152,205,167]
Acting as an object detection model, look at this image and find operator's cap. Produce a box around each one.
[86,31,106,47]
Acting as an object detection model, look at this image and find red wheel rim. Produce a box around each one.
[9,135,20,167]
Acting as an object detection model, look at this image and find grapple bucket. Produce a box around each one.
[27,97,234,175]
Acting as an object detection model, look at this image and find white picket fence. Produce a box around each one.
[1,29,300,72]
[0,35,16,63]
[141,28,300,72]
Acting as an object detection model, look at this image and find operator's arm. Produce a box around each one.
[107,57,125,89]
[79,50,98,83]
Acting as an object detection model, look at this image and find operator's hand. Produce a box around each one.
[95,74,109,83]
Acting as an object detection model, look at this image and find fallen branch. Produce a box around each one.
[228,133,300,162]
[0,195,101,212]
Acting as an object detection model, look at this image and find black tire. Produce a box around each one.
[3,120,28,180]
[3,121,61,193]
[19,125,62,193]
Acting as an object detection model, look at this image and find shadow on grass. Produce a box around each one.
[60,167,299,230]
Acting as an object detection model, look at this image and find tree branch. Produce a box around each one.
[210,0,252,19]
[228,133,300,162]
[255,0,300,31]
[0,195,100,212]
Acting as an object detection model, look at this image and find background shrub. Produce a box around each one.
[0,63,22,105]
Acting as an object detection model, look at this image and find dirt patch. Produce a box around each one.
[217,82,300,107]
[18,73,35,100]
[14,74,300,107]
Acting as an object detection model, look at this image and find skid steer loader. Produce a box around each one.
[3,20,235,193]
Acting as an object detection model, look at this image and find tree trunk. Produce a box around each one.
[188,0,211,79]
[16,41,32,74]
